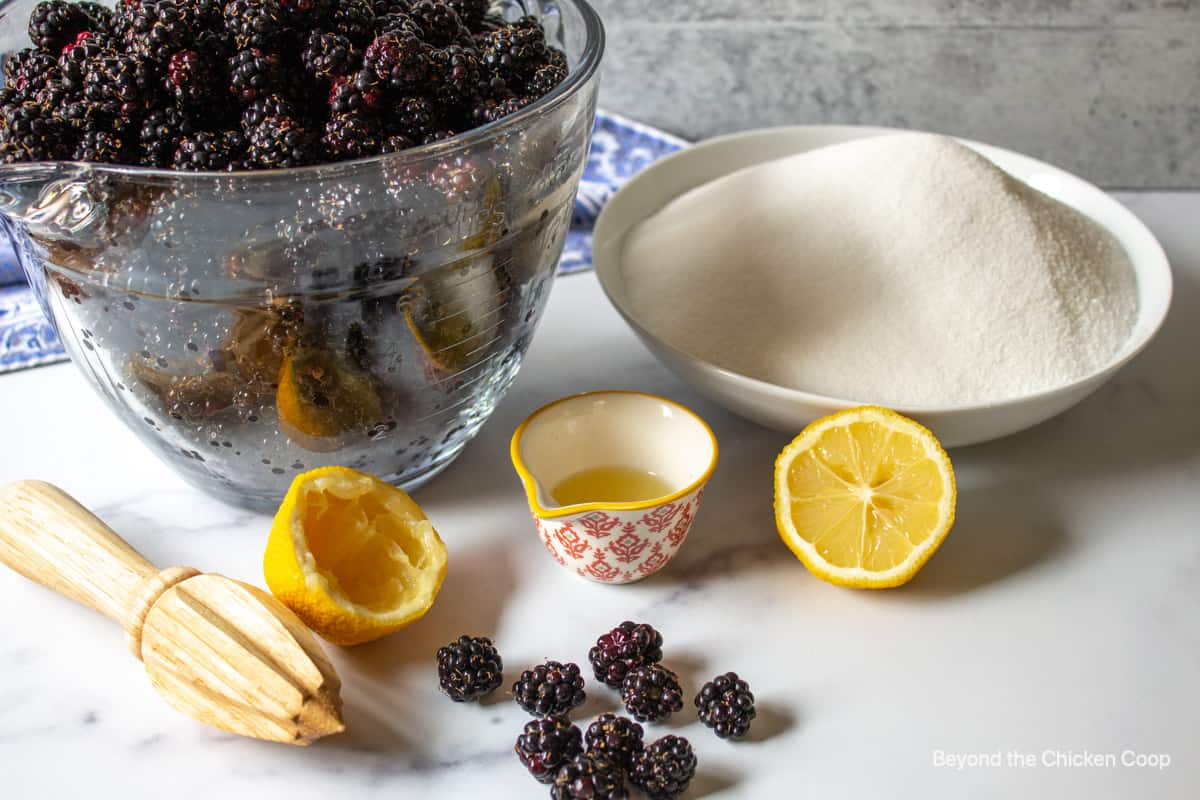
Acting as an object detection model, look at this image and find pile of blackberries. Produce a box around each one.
[0,0,568,169]
[435,621,759,799]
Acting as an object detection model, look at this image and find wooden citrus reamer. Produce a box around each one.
[0,480,344,745]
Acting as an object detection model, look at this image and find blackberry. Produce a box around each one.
[376,9,423,37]
[407,0,468,47]
[86,54,156,108]
[472,94,529,125]
[228,48,283,102]
[435,634,503,702]
[323,112,381,160]
[526,59,567,98]
[620,665,684,723]
[331,73,382,115]
[122,0,197,56]
[246,113,318,167]
[446,0,489,32]
[479,21,546,88]
[331,0,376,47]
[0,102,70,161]
[695,672,756,740]
[584,714,645,773]
[514,715,584,785]
[379,133,414,153]
[588,621,665,689]
[141,106,197,166]
[73,129,132,163]
[512,661,586,717]
[61,98,117,135]
[2,49,59,103]
[241,92,295,129]
[173,130,247,170]
[58,31,115,94]
[161,49,219,107]
[420,127,456,144]
[629,736,697,800]
[386,94,437,139]
[551,753,628,800]
[77,2,116,33]
[28,1,93,53]
[362,30,429,93]
[427,44,480,106]
[302,32,357,83]
[222,0,284,51]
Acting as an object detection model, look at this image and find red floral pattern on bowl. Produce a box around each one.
[532,488,706,584]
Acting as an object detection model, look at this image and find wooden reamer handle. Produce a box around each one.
[0,480,198,654]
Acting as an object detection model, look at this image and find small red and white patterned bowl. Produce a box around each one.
[510,391,718,584]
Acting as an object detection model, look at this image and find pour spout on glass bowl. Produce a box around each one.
[0,161,109,242]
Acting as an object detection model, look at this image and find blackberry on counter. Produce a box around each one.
[629,736,697,800]
[512,660,586,717]
[407,0,468,47]
[589,621,665,689]
[362,29,429,93]
[246,113,318,167]
[173,130,247,170]
[164,49,220,106]
[28,1,93,53]
[228,48,282,102]
[322,111,381,160]
[141,106,197,166]
[74,129,131,163]
[436,634,503,702]
[620,665,684,724]
[302,32,358,82]
[241,92,295,129]
[585,714,645,773]
[551,753,628,800]
[0,102,70,161]
[695,672,756,740]
[330,0,376,46]
[514,715,584,785]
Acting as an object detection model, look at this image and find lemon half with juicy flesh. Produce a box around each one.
[774,406,956,588]
[264,467,448,646]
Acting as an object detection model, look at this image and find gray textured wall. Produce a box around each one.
[588,0,1200,188]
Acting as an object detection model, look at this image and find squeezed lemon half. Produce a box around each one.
[774,406,956,588]
[264,466,448,645]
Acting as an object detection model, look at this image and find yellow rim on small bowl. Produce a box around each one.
[510,390,719,519]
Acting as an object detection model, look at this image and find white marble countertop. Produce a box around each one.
[1,192,1197,798]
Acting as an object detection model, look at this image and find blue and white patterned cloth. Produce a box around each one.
[0,110,687,374]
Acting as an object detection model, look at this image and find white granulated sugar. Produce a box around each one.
[621,133,1139,407]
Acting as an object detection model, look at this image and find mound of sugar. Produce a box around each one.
[620,133,1138,407]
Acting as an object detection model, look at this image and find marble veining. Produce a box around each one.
[0,194,1198,796]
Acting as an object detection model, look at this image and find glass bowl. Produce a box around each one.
[0,0,603,510]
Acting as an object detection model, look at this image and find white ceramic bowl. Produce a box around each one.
[510,391,718,583]
[593,125,1173,447]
